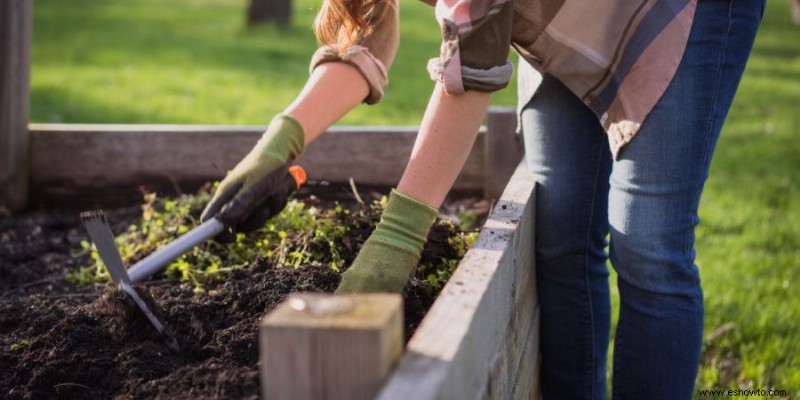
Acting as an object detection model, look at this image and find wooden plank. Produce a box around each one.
[484,107,522,200]
[260,293,403,400]
[511,308,541,399]
[0,0,32,212]
[27,124,486,206]
[379,161,538,400]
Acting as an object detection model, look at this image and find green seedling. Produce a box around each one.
[9,339,30,351]
[69,187,480,292]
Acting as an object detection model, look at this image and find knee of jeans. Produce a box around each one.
[609,225,701,296]
[534,182,607,262]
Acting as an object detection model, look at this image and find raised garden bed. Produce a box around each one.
[260,163,539,400]
[1,106,539,399]
[0,186,489,399]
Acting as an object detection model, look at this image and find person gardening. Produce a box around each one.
[201,0,764,398]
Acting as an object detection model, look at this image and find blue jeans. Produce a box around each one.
[520,1,763,398]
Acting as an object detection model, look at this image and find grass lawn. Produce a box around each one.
[32,0,798,397]
[31,0,516,126]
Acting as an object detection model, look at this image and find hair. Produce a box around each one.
[314,0,374,49]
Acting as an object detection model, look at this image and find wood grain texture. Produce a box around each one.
[260,293,403,400]
[379,162,539,400]
[27,124,486,206]
[484,107,523,200]
[0,0,31,211]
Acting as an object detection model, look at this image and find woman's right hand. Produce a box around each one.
[200,114,305,232]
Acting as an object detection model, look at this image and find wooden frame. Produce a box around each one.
[0,0,32,212]
[484,107,523,199]
[25,107,518,207]
[261,293,404,400]
[260,162,538,400]
[380,162,538,399]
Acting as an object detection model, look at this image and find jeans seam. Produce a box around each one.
[611,312,623,400]
[684,0,733,287]
[582,138,607,400]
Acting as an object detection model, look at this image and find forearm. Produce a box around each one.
[284,62,370,145]
[398,84,491,208]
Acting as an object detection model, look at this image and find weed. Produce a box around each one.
[419,228,479,289]
[70,189,479,292]
[9,339,30,351]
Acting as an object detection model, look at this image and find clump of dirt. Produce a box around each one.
[0,191,487,399]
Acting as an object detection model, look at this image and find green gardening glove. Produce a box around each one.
[336,189,439,293]
[201,114,305,232]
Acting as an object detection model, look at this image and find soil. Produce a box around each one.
[0,188,489,400]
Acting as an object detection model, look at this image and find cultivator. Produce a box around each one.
[79,166,307,351]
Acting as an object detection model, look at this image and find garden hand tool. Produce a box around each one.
[80,210,180,351]
[335,188,438,294]
[85,166,306,286]
[80,166,305,348]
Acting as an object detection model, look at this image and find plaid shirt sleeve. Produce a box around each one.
[427,0,515,95]
[309,0,399,104]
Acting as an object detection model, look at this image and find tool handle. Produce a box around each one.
[128,217,225,283]
[128,166,307,283]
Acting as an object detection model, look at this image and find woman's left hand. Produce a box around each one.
[335,189,438,293]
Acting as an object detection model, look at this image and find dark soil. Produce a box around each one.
[0,189,488,400]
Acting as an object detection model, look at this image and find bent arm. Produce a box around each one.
[335,84,491,293]
[398,83,491,208]
[286,0,399,145]
[284,62,370,145]
[400,0,515,207]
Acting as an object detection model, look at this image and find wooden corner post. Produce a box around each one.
[260,293,404,400]
[484,107,523,200]
[0,0,32,211]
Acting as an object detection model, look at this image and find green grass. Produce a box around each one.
[31,0,516,126]
[32,0,799,396]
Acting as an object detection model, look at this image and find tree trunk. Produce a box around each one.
[247,0,291,27]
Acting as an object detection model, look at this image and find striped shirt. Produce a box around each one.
[311,0,696,157]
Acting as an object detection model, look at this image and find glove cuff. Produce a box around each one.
[258,113,306,162]
[370,189,439,254]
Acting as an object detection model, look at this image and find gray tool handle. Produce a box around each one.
[128,218,225,283]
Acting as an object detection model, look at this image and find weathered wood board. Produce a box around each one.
[259,161,539,400]
[261,293,404,400]
[27,124,486,206]
[484,107,523,200]
[379,161,538,399]
[0,0,32,212]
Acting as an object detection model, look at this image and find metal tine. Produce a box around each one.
[118,282,180,351]
[80,209,131,285]
[80,210,179,350]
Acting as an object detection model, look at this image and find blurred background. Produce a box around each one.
[31,0,518,126]
[30,0,798,396]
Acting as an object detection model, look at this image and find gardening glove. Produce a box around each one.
[336,189,438,294]
[201,114,305,232]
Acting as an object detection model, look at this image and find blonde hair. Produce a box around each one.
[314,0,374,49]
